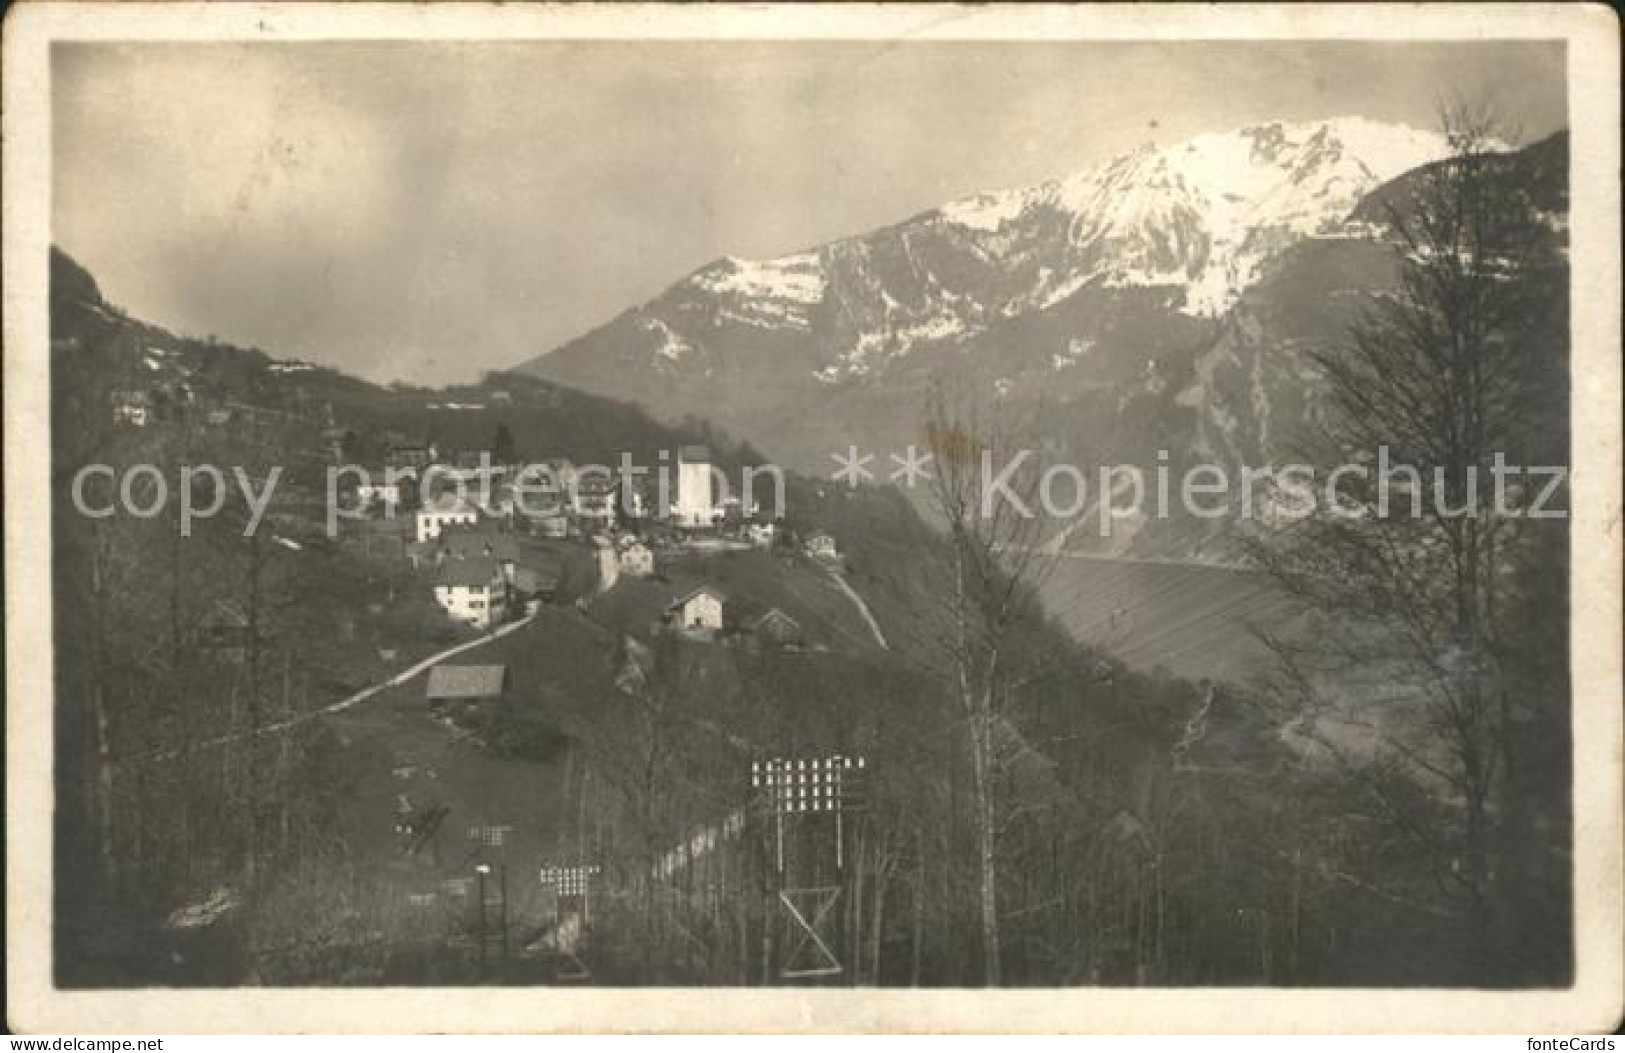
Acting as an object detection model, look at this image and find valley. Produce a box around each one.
[45,104,1574,991]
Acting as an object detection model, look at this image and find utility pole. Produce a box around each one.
[475,862,490,980]
[468,823,511,981]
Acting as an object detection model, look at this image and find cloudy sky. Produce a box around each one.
[53,40,1566,386]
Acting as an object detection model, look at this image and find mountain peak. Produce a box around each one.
[529,115,1464,411]
[522,127,1560,487]
[965,116,1451,314]
[668,118,1451,335]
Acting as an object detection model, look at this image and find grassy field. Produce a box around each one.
[591,546,892,655]
[302,535,1281,938]
[282,540,896,980]
[287,605,617,977]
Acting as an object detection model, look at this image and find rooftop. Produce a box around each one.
[668,584,727,611]
[434,556,504,588]
[419,494,479,516]
[753,607,801,632]
[438,525,520,562]
[425,664,507,701]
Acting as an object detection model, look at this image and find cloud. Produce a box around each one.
[52,40,1567,388]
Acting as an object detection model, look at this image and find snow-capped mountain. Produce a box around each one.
[521,123,1564,559]
[662,117,1448,378]
[936,117,1449,317]
[531,118,1447,394]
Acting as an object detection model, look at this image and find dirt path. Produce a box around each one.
[306,601,542,724]
[143,601,543,763]
[822,566,889,650]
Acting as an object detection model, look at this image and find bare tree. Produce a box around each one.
[1248,101,1565,972]
[919,381,1059,985]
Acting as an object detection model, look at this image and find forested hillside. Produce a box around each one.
[51,235,1569,985]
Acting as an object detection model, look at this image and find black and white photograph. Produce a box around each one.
[5,2,1620,1035]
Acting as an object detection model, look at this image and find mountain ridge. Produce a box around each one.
[520,123,1566,560]
[526,117,1453,389]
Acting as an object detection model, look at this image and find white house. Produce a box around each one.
[745,522,777,549]
[674,445,716,528]
[432,556,507,630]
[667,585,726,633]
[544,458,579,497]
[805,531,839,560]
[111,389,150,427]
[594,535,620,594]
[415,495,480,543]
[357,481,404,510]
[619,541,655,578]
[573,471,618,528]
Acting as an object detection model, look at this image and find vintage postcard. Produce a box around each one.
[4,1,1620,1035]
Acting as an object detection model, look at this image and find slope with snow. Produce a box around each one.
[522,121,1559,510]
[619,117,1452,387]
[942,117,1451,316]
[684,253,826,331]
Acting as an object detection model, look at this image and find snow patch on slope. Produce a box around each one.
[938,189,1032,232]
[640,317,695,365]
[946,117,1454,315]
[687,253,826,331]
[691,253,825,303]
[633,117,1461,385]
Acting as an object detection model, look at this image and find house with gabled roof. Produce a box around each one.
[666,584,726,634]
[110,388,150,427]
[619,540,655,578]
[432,555,508,629]
[725,597,805,650]
[750,607,803,649]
